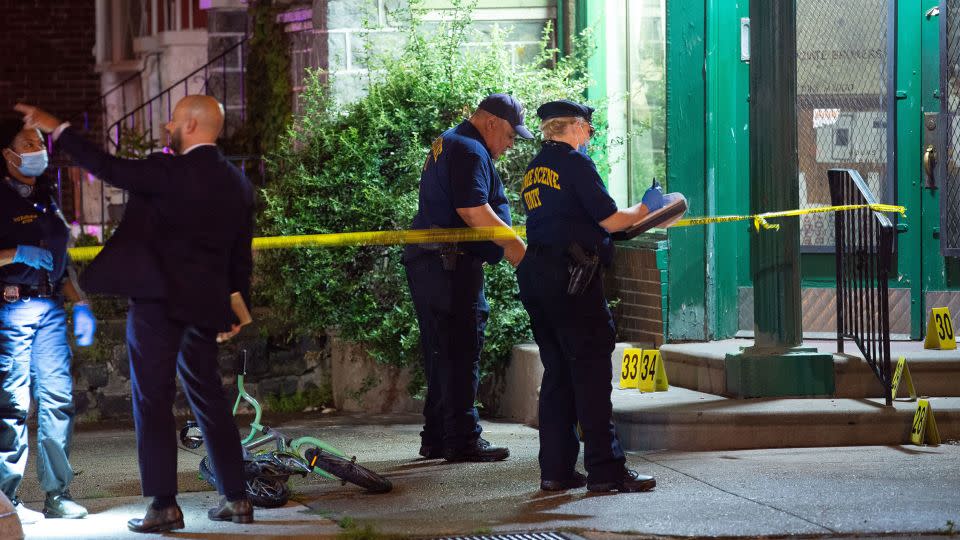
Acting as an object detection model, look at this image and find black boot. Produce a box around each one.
[587,469,656,493]
[442,437,510,462]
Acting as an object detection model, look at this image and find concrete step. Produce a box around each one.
[491,341,960,451]
[612,386,960,451]
[661,339,960,399]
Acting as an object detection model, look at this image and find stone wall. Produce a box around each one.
[281,0,557,109]
[69,320,419,422]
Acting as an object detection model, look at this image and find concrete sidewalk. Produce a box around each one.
[15,413,960,539]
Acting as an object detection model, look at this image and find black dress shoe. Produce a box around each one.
[442,438,509,462]
[540,471,587,491]
[587,469,656,493]
[418,444,443,459]
[208,497,254,523]
[127,504,184,533]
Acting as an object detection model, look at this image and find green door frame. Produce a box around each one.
[663,0,749,340]
[918,0,960,327]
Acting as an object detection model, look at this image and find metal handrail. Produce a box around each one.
[829,168,894,406]
[106,36,248,154]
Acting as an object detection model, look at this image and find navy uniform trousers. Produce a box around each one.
[516,249,626,482]
[126,299,245,499]
[404,251,488,450]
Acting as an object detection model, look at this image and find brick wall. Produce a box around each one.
[605,241,668,347]
[0,0,100,134]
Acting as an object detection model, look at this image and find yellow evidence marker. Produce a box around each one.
[924,307,957,350]
[638,350,669,393]
[910,399,942,446]
[890,356,917,402]
[620,348,642,389]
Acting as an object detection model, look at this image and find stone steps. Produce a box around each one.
[490,340,960,451]
[660,339,960,399]
[612,386,960,451]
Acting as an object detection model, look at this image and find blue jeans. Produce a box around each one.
[0,297,76,500]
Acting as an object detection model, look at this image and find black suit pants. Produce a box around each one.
[126,300,245,499]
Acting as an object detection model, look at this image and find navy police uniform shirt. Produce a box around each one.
[522,141,618,264]
[410,120,511,264]
[0,176,70,288]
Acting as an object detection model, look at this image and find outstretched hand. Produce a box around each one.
[13,104,61,133]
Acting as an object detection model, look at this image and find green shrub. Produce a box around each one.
[258,1,599,385]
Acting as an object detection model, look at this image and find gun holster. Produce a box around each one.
[438,242,462,271]
[566,243,599,296]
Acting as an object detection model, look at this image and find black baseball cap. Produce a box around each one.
[477,93,534,139]
[536,99,595,123]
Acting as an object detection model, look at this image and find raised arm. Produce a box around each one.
[15,104,171,195]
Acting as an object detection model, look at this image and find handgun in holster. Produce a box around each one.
[566,242,599,296]
[439,242,462,271]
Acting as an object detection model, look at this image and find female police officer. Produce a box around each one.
[516,100,663,493]
[0,119,95,522]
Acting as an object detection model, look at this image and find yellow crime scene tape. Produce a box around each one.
[66,203,905,262]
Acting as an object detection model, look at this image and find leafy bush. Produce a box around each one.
[258,1,599,385]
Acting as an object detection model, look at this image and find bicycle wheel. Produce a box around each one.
[303,449,392,494]
[199,456,291,508]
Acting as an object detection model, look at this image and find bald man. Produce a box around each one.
[16,97,254,532]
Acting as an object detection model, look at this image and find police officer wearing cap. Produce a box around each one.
[404,93,531,462]
[0,119,95,523]
[516,100,663,493]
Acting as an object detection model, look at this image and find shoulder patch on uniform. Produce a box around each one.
[431,137,443,161]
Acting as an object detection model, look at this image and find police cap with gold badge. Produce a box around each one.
[536,100,595,122]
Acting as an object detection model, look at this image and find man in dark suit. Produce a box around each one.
[15,96,255,533]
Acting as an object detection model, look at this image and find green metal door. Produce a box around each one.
[917,0,960,336]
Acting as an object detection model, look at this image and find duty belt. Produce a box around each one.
[2,283,57,302]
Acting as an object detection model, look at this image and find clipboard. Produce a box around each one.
[612,193,688,241]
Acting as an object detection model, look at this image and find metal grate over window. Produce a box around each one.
[796,0,893,252]
[940,0,960,257]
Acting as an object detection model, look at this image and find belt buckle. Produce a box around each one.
[3,285,20,303]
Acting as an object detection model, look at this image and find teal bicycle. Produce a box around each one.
[180,350,392,507]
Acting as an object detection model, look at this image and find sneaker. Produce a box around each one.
[540,471,587,491]
[13,498,44,524]
[442,437,509,462]
[587,469,656,493]
[44,490,88,519]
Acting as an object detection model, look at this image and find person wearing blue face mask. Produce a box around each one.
[517,99,678,494]
[0,119,95,525]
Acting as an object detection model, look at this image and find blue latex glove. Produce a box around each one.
[13,245,54,271]
[641,179,664,212]
[73,303,96,347]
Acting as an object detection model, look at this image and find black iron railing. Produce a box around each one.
[829,168,894,406]
[107,37,248,154]
[80,71,144,138]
